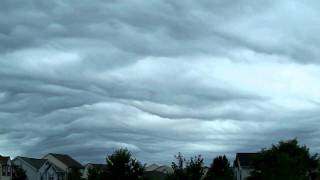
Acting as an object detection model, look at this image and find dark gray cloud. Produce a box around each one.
[1,0,320,165]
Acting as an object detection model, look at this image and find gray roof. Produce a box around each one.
[49,153,83,169]
[145,164,160,172]
[20,157,47,170]
[154,165,173,174]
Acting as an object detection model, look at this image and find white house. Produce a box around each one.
[0,155,12,180]
[43,153,84,179]
[234,153,257,180]
[13,156,64,180]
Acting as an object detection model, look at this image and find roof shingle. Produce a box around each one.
[49,153,83,169]
[20,157,47,170]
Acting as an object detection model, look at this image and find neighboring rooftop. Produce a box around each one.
[145,164,160,172]
[154,165,173,174]
[48,153,84,169]
[235,153,258,167]
[143,164,173,180]
[19,157,47,170]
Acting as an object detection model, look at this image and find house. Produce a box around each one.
[153,165,173,174]
[234,153,257,180]
[145,164,159,172]
[43,153,84,179]
[143,164,173,180]
[0,155,12,180]
[13,156,65,180]
[82,163,106,179]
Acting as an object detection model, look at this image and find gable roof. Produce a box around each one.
[146,164,160,172]
[0,156,10,165]
[235,153,258,167]
[19,157,47,170]
[154,165,173,174]
[48,153,83,169]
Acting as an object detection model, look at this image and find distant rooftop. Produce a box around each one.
[48,153,84,169]
[154,165,173,174]
[145,164,160,171]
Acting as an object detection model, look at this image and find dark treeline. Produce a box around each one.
[12,139,320,180]
[85,139,320,180]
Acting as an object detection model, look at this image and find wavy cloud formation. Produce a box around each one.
[1,0,320,164]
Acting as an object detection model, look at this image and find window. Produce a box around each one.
[58,174,64,180]
[7,166,11,176]
[2,165,6,176]
[49,175,54,180]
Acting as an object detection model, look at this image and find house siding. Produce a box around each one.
[13,158,39,180]
[0,165,12,180]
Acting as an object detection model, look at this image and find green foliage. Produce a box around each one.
[106,148,145,180]
[67,168,82,180]
[12,165,27,180]
[248,139,320,180]
[167,152,205,180]
[87,166,107,180]
[204,155,233,180]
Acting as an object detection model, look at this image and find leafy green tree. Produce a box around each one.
[185,155,205,180]
[248,139,320,180]
[12,165,27,180]
[205,155,233,180]
[167,152,205,180]
[106,148,145,180]
[169,152,186,180]
[67,167,82,180]
[88,166,107,180]
[88,167,99,180]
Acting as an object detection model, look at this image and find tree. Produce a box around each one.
[167,152,205,180]
[169,152,186,180]
[106,148,145,180]
[205,155,233,180]
[12,165,27,180]
[67,167,82,180]
[248,139,320,180]
[87,165,108,180]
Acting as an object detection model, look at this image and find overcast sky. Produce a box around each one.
[1,0,320,165]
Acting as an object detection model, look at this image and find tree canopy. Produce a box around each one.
[67,167,82,180]
[167,152,205,180]
[87,165,107,180]
[106,148,145,180]
[205,155,233,180]
[248,139,320,180]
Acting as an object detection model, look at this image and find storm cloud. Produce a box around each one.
[1,0,320,165]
